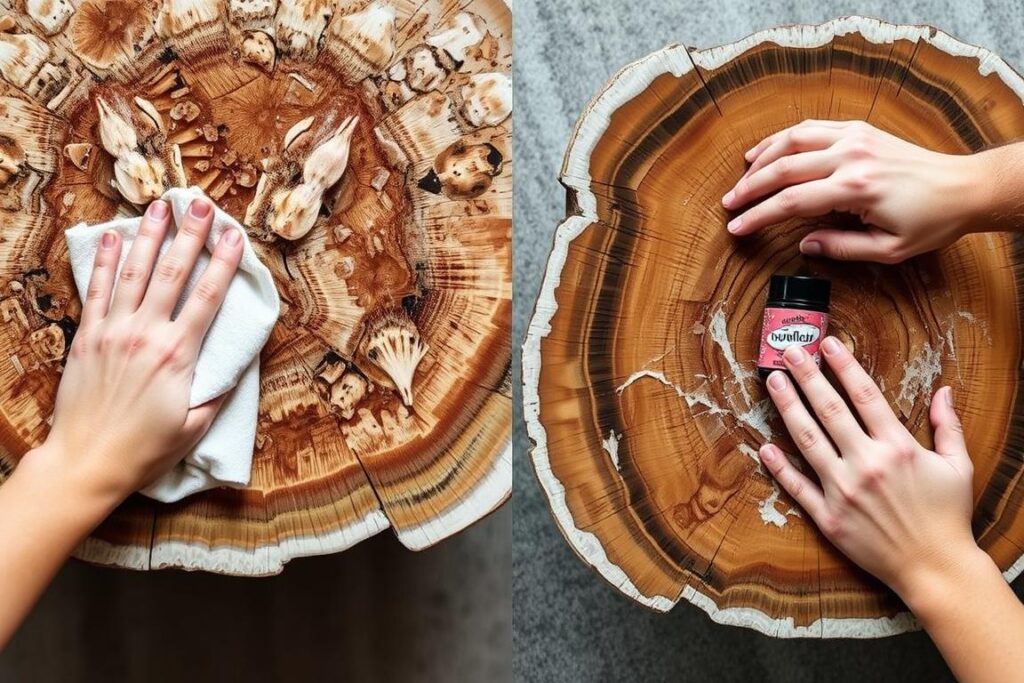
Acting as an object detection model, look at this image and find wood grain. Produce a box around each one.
[525,17,1024,637]
[0,0,511,574]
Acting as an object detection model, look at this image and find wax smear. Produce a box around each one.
[602,430,621,471]
[707,304,758,409]
[758,482,802,528]
[617,303,789,525]
[617,369,683,396]
[895,341,943,418]
[737,443,802,527]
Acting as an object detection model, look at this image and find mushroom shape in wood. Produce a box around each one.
[0,0,512,575]
[525,17,1024,638]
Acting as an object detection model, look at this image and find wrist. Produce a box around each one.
[950,152,994,236]
[959,144,1020,235]
[19,442,127,521]
[894,544,996,623]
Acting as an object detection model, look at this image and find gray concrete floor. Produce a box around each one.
[512,1,1024,681]
[0,507,510,682]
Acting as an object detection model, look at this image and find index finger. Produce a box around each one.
[728,177,853,235]
[782,344,870,454]
[818,336,906,439]
[726,148,840,210]
[743,126,847,178]
[744,120,853,163]
[765,370,842,481]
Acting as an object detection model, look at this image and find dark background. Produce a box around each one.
[512,1,1024,681]
[0,509,510,682]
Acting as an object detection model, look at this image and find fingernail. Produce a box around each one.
[224,228,242,246]
[148,200,168,219]
[784,345,807,365]
[744,148,756,161]
[759,445,776,463]
[945,386,954,407]
[190,199,211,218]
[801,240,822,255]
[821,336,841,356]
[727,216,742,233]
[767,371,787,391]
[101,230,117,248]
[722,190,735,207]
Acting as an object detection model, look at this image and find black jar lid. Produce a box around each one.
[767,274,831,310]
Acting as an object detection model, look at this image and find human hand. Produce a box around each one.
[721,120,989,263]
[758,337,980,604]
[29,198,243,503]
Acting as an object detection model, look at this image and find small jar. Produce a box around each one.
[757,274,831,379]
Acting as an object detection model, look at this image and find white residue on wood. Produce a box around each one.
[681,383,730,417]
[616,305,773,439]
[943,324,963,387]
[642,347,675,367]
[956,310,978,323]
[707,304,758,409]
[616,369,685,396]
[690,304,774,438]
[736,443,760,463]
[758,481,801,528]
[735,399,774,440]
[895,341,943,417]
[737,443,801,527]
[681,382,773,438]
[895,305,983,412]
[602,430,621,471]
[617,305,786,524]
[940,309,988,387]
[953,311,990,345]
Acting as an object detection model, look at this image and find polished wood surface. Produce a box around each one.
[525,17,1024,637]
[0,0,511,574]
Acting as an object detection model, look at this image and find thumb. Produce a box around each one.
[799,228,901,263]
[930,386,968,458]
[181,394,228,448]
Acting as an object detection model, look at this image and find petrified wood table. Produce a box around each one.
[0,0,511,574]
[525,17,1024,637]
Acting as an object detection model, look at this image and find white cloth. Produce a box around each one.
[65,187,280,502]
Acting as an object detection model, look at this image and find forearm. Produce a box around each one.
[899,546,1024,683]
[0,195,237,649]
[0,445,120,649]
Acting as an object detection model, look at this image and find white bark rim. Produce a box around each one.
[73,436,511,573]
[75,508,391,575]
[397,439,513,550]
[523,15,1024,638]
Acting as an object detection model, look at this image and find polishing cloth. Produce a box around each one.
[65,187,280,502]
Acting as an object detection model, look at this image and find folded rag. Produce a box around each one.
[65,187,280,502]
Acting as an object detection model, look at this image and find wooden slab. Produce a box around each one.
[0,0,511,574]
[525,17,1024,637]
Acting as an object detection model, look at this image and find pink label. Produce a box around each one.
[757,307,829,372]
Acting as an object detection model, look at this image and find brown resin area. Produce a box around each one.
[37,52,419,443]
